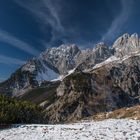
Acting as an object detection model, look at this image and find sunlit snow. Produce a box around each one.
[0,119,140,140]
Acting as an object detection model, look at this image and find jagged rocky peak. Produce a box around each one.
[21,59,36,73]
[75,42,112,71]
[130,33,139,47]
[42,44,80,57]
[94,42,109,53]
[94,42,107,48]
[113,33,140,57]
[93,42,112,59]
[40,44,81,75]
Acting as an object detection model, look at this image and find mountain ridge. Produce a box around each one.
[1,33,140,97]
[0,42,113,96]
[0,33,140,123]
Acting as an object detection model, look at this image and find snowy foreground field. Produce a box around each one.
[0,119,140,140]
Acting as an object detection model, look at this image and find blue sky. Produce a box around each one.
[0,0,139,81]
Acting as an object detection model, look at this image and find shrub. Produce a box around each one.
[0,95,45,124]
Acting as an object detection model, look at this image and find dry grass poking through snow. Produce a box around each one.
[89,105,140,121]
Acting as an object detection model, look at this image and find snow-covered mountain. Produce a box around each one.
[0,43,113,96]
[21,44,80,81]
[40,44,80,75]
[113,33,140,57]
[75,42,113,70]
[1,33,140,124]
[1,33,140,97]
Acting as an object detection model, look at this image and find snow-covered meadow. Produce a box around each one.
[0,119,140,140]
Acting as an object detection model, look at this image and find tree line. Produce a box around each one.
[0,95,45,124]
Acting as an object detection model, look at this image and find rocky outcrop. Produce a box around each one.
[1,33,140,123]
[0,45,80,96]
[0,59,59,96]
[41,44,80,75]
[44,55,140,123]
[113,33,140,57]
[75,42,112,70]
[0,43,113,97]
[5,54,139,123]
[108,56,140,97]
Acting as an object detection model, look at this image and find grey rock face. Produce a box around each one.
[113,33,140,57]
[0,66,38,97]
[1,33,140,123]
[0,43,112,96]
[108,56,140,97]
[44,55,140,123]
[75,42,112,70]
[40,44,80,75]
[0,59,59,97]
[1,33,140,98]
[0,44,80,96]
[45,60,138,123]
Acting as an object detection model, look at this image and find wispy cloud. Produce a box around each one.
[0,54,25,65]
[101,0,133,42]
[42,0,64,32]
[0,29,40,56]
[14,0,65,45]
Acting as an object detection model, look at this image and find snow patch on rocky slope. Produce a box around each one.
[36,67,59,84]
